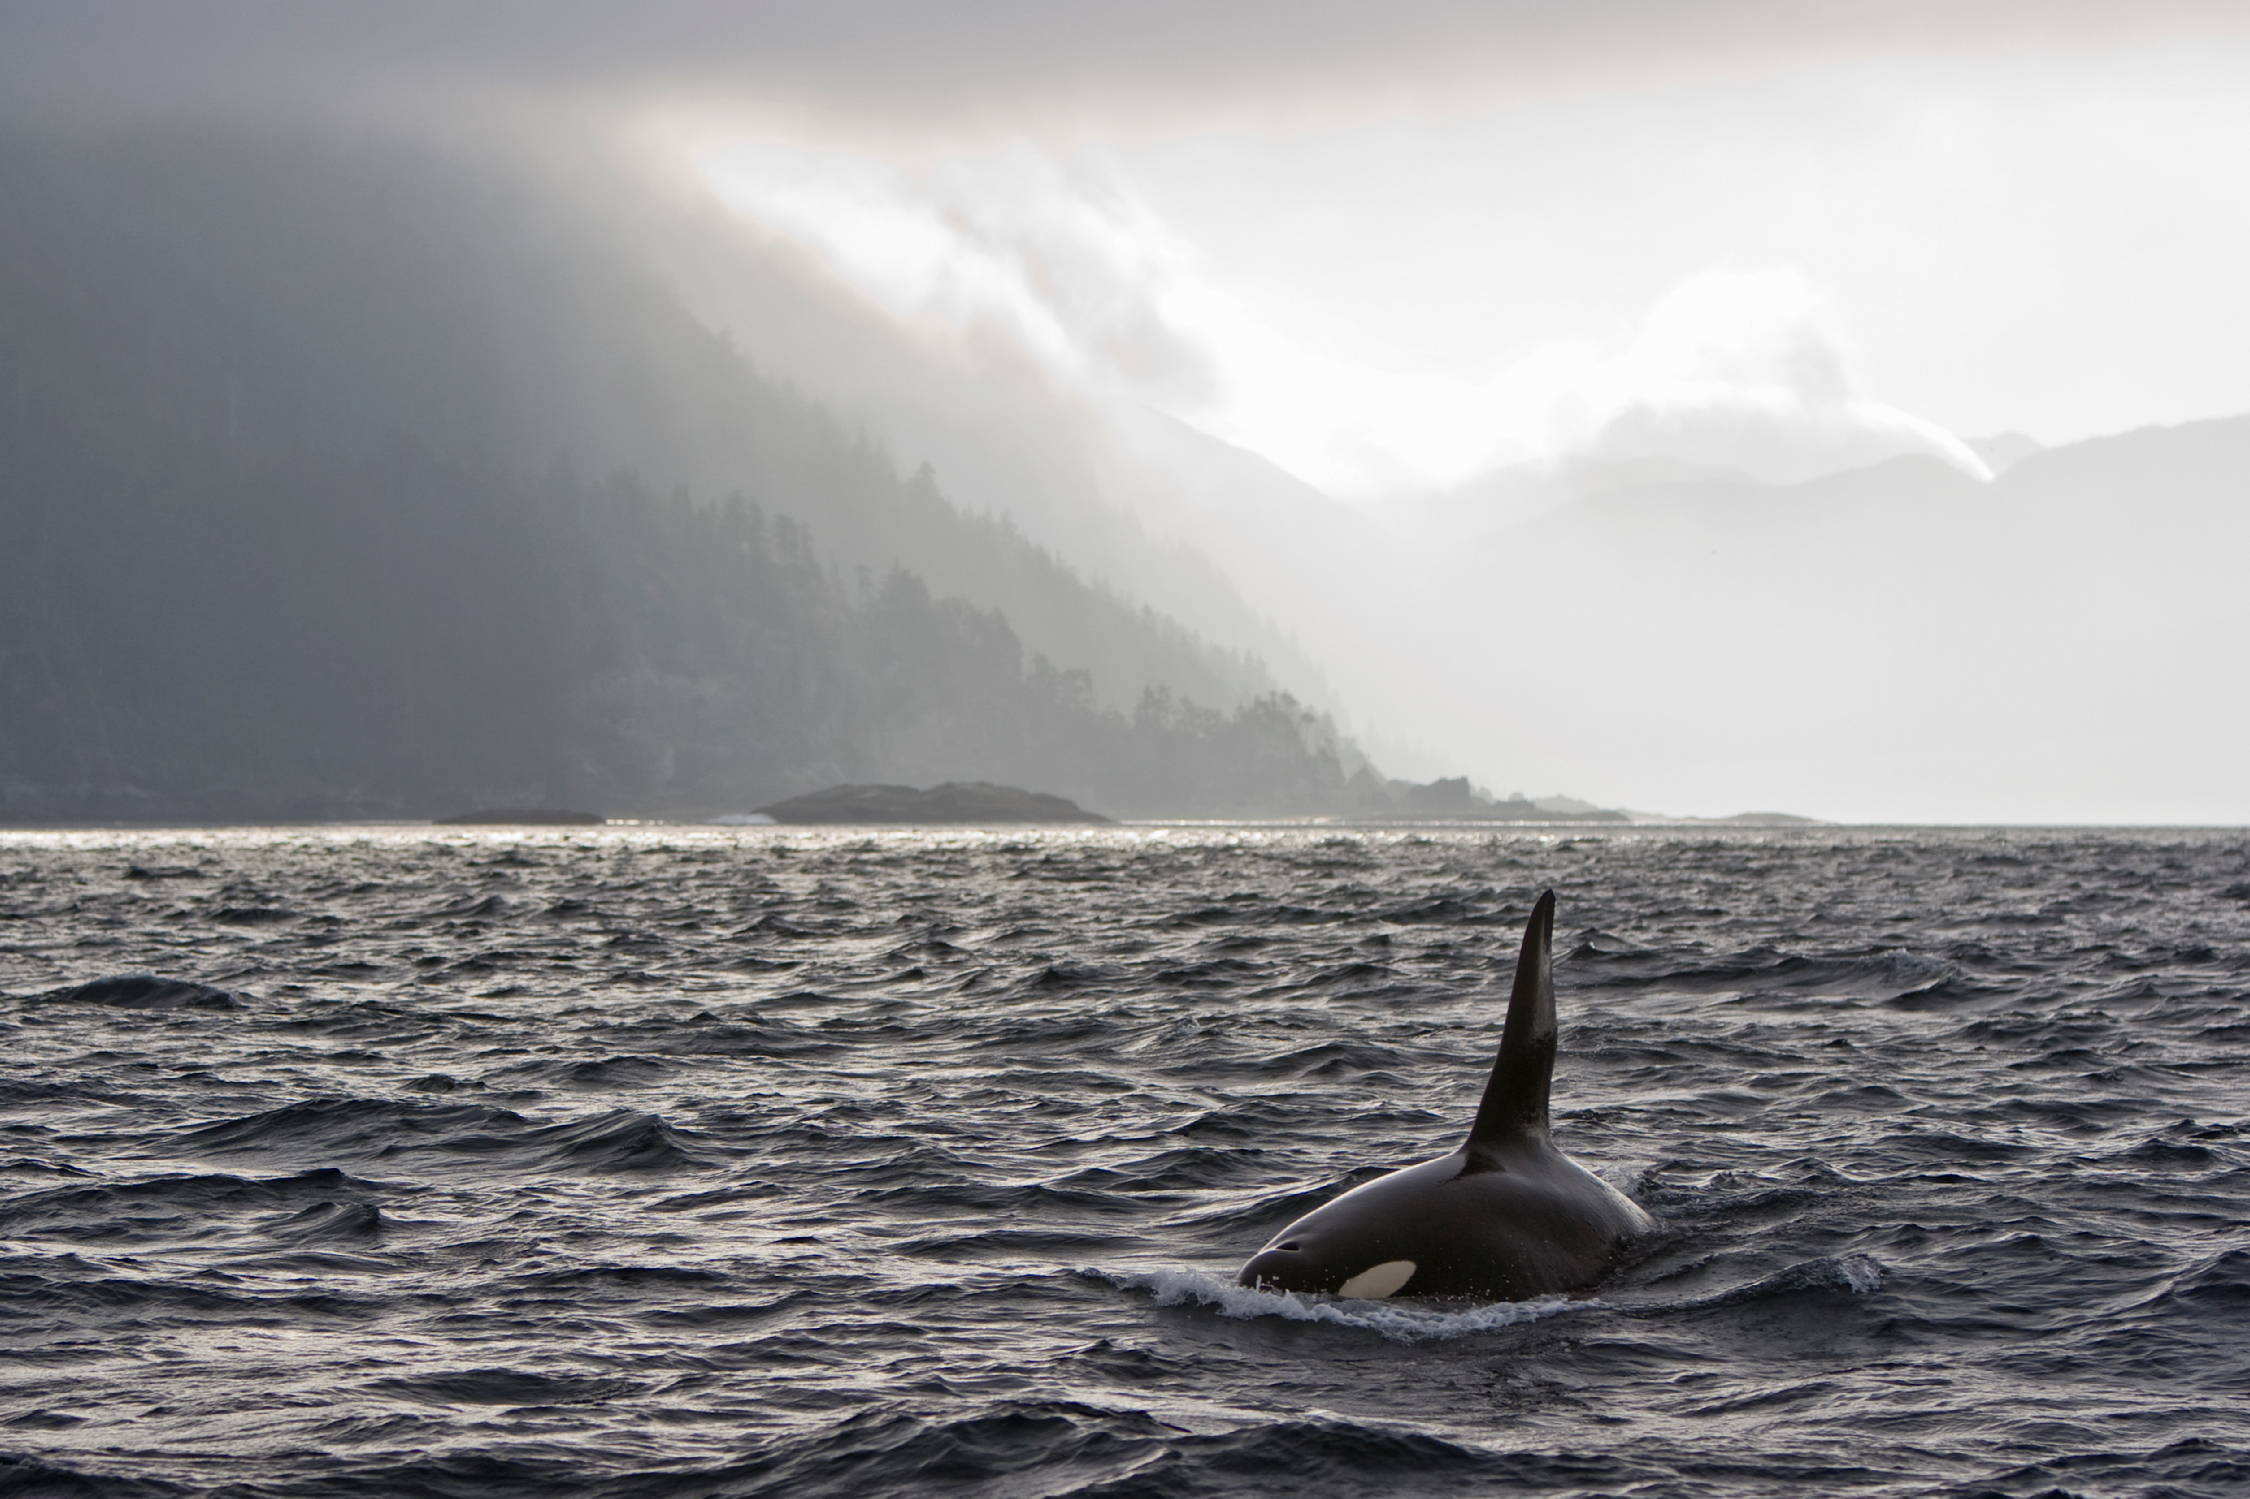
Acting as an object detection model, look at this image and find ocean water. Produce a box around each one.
[1,825,2246,1498]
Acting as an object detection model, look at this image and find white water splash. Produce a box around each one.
[1836,1254,1885,1294]
[1109,1268,1591,1342]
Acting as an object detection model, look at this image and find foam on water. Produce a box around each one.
[1112,1268,1589,1341]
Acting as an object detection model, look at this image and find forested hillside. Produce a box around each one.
[0,437,1361,818]
[0,124,1363,819]
[0,126,1266,701]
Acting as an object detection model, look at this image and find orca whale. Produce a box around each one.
[1237,889,1652,1301]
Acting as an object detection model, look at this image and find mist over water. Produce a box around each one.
[3,826,2246,1496]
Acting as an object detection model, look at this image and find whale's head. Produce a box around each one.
[1233,1156,1463,1297]
[1238,1223,1420,1298]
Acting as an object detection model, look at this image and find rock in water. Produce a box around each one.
[756,782,1111,825]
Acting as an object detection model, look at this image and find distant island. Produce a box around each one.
[1700,811,1820,827]
[756,782,1113,825]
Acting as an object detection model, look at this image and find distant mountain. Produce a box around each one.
[648,201,1349,716]
[0,125,1264,712]
[1403,416,2250,822]
[0,125,1380,821]
[0,398,1377,823]
[1964,432,2043,474]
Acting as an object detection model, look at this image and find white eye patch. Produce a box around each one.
[1338,1260,1417,1299]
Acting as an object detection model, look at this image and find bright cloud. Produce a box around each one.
[702,139,1218,405]
[1564,270,1990,484]
[701,138,1984,497]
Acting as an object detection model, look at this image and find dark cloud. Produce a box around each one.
[7,0,2245,137]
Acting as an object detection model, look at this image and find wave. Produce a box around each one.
[1692,1253,1886,1305]
[173,1098,528,1157]
[0,1453,192,1497]
[363,1368,646,1408]
[502,1109,713,1172]
[267,1199,385,1244]
[483,1055,681,1090]
[0,1166,380,1244]
[165,1098,709,1174]
[2139,1247,2250,1317]
[33,974,245,1011]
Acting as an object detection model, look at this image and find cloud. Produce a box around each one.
[702,140,1217,406]
[704,139,1981,494]
[1222,268,1992,493]
[701,134,1522,493]
[1560,269,1991,484]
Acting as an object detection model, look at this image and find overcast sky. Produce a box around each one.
[680,19,2250,505]
[16,3,2250,486]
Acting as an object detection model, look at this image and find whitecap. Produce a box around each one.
[1103,1268,1590,1342]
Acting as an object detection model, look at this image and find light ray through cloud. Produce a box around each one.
[701,136,1984,497]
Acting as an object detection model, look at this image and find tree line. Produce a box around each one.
[0,427,1362,819]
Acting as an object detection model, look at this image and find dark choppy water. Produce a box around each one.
[2,826,2247,1498]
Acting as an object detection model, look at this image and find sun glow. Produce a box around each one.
[699,136,1983,497]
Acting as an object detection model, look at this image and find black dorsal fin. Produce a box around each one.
[1466,889,1557,1160]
